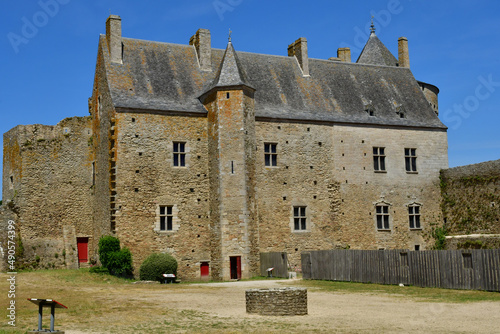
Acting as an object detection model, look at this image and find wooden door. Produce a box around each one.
[77,237,88,263]
[200,262,209,277]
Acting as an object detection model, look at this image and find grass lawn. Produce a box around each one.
[1,269,498,333]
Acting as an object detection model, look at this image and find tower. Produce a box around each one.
[199,38,258,280]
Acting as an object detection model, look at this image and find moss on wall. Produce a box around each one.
[440,160,500,236]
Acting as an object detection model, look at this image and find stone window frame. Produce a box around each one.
[374,200,392,231]
[290,203,311,233]
[172,141,188,168]
[404,148,418,173]
[373,146,386,173]
[407,202,423,230]
[154,204,180,233]
[264,142,278,167]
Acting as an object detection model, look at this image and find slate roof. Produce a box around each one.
[206,40,254,92]
[102,35,446,129]
[356,32,399,67]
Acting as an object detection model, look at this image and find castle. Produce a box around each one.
[2,16,449,280]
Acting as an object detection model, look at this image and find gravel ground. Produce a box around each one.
[64,279,500,333]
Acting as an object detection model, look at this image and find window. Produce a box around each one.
[159,205,173,231]
[293,206,307,231]
[376,205,390,230]
[264,143,277,167]
[364,104,375,116]
[373,147,386,172]
[173,142,186,167]
[92,162,96,186]
[409,205,421,229]
[405,148,417,172]
[97,96,102,118]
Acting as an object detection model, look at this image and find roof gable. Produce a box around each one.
[356,32,398,67]
[208,41,253,90]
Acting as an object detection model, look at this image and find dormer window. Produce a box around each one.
[364,104,375,116]
[396,105,406,119]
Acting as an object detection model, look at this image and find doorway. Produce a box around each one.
[200,262,210,278]
[77,237,89,263]
[229,256,241,280]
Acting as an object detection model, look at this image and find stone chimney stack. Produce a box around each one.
[337,47,351,62]
[106,15,122,64]
[190,29,212,71]
[288,37,309,76]
[398,37,410,68]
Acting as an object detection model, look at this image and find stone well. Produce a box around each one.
[245,287,307,316]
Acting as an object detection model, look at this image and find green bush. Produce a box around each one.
[98,235,121,269]
[89,266,109,274]
[96,236,133,278]
[139,253,178,282]
[107,248,133,277]
[432,226,447,250]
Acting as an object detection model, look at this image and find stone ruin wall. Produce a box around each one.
[2,116,94,270]
[440,159,500,249]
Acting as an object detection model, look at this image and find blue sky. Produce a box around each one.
[2,0,499,195]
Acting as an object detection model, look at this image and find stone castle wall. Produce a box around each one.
[89,42,115,259]
[334,126,448,251]
[112,111,211,280]
[1,109,449,278]
[440,159,500,248]
[2,117,93,269]
[256,121,448,269]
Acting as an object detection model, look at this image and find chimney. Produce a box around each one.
[288,37,309,76]
[398,37,410,68]
[190,29,212,71]
[106,15,122,64]
[337,47,351,62]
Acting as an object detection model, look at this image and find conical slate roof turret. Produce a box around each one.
[204,39,254,95]
[356,26,398,67]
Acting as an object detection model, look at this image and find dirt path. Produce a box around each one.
[62,279,500,333]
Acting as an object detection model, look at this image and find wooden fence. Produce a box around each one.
[301,249,500,291]
[260,252,288,278]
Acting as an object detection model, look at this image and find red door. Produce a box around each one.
[230,256,241,280]
[77,237,89,263]
[200,262,209,278]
